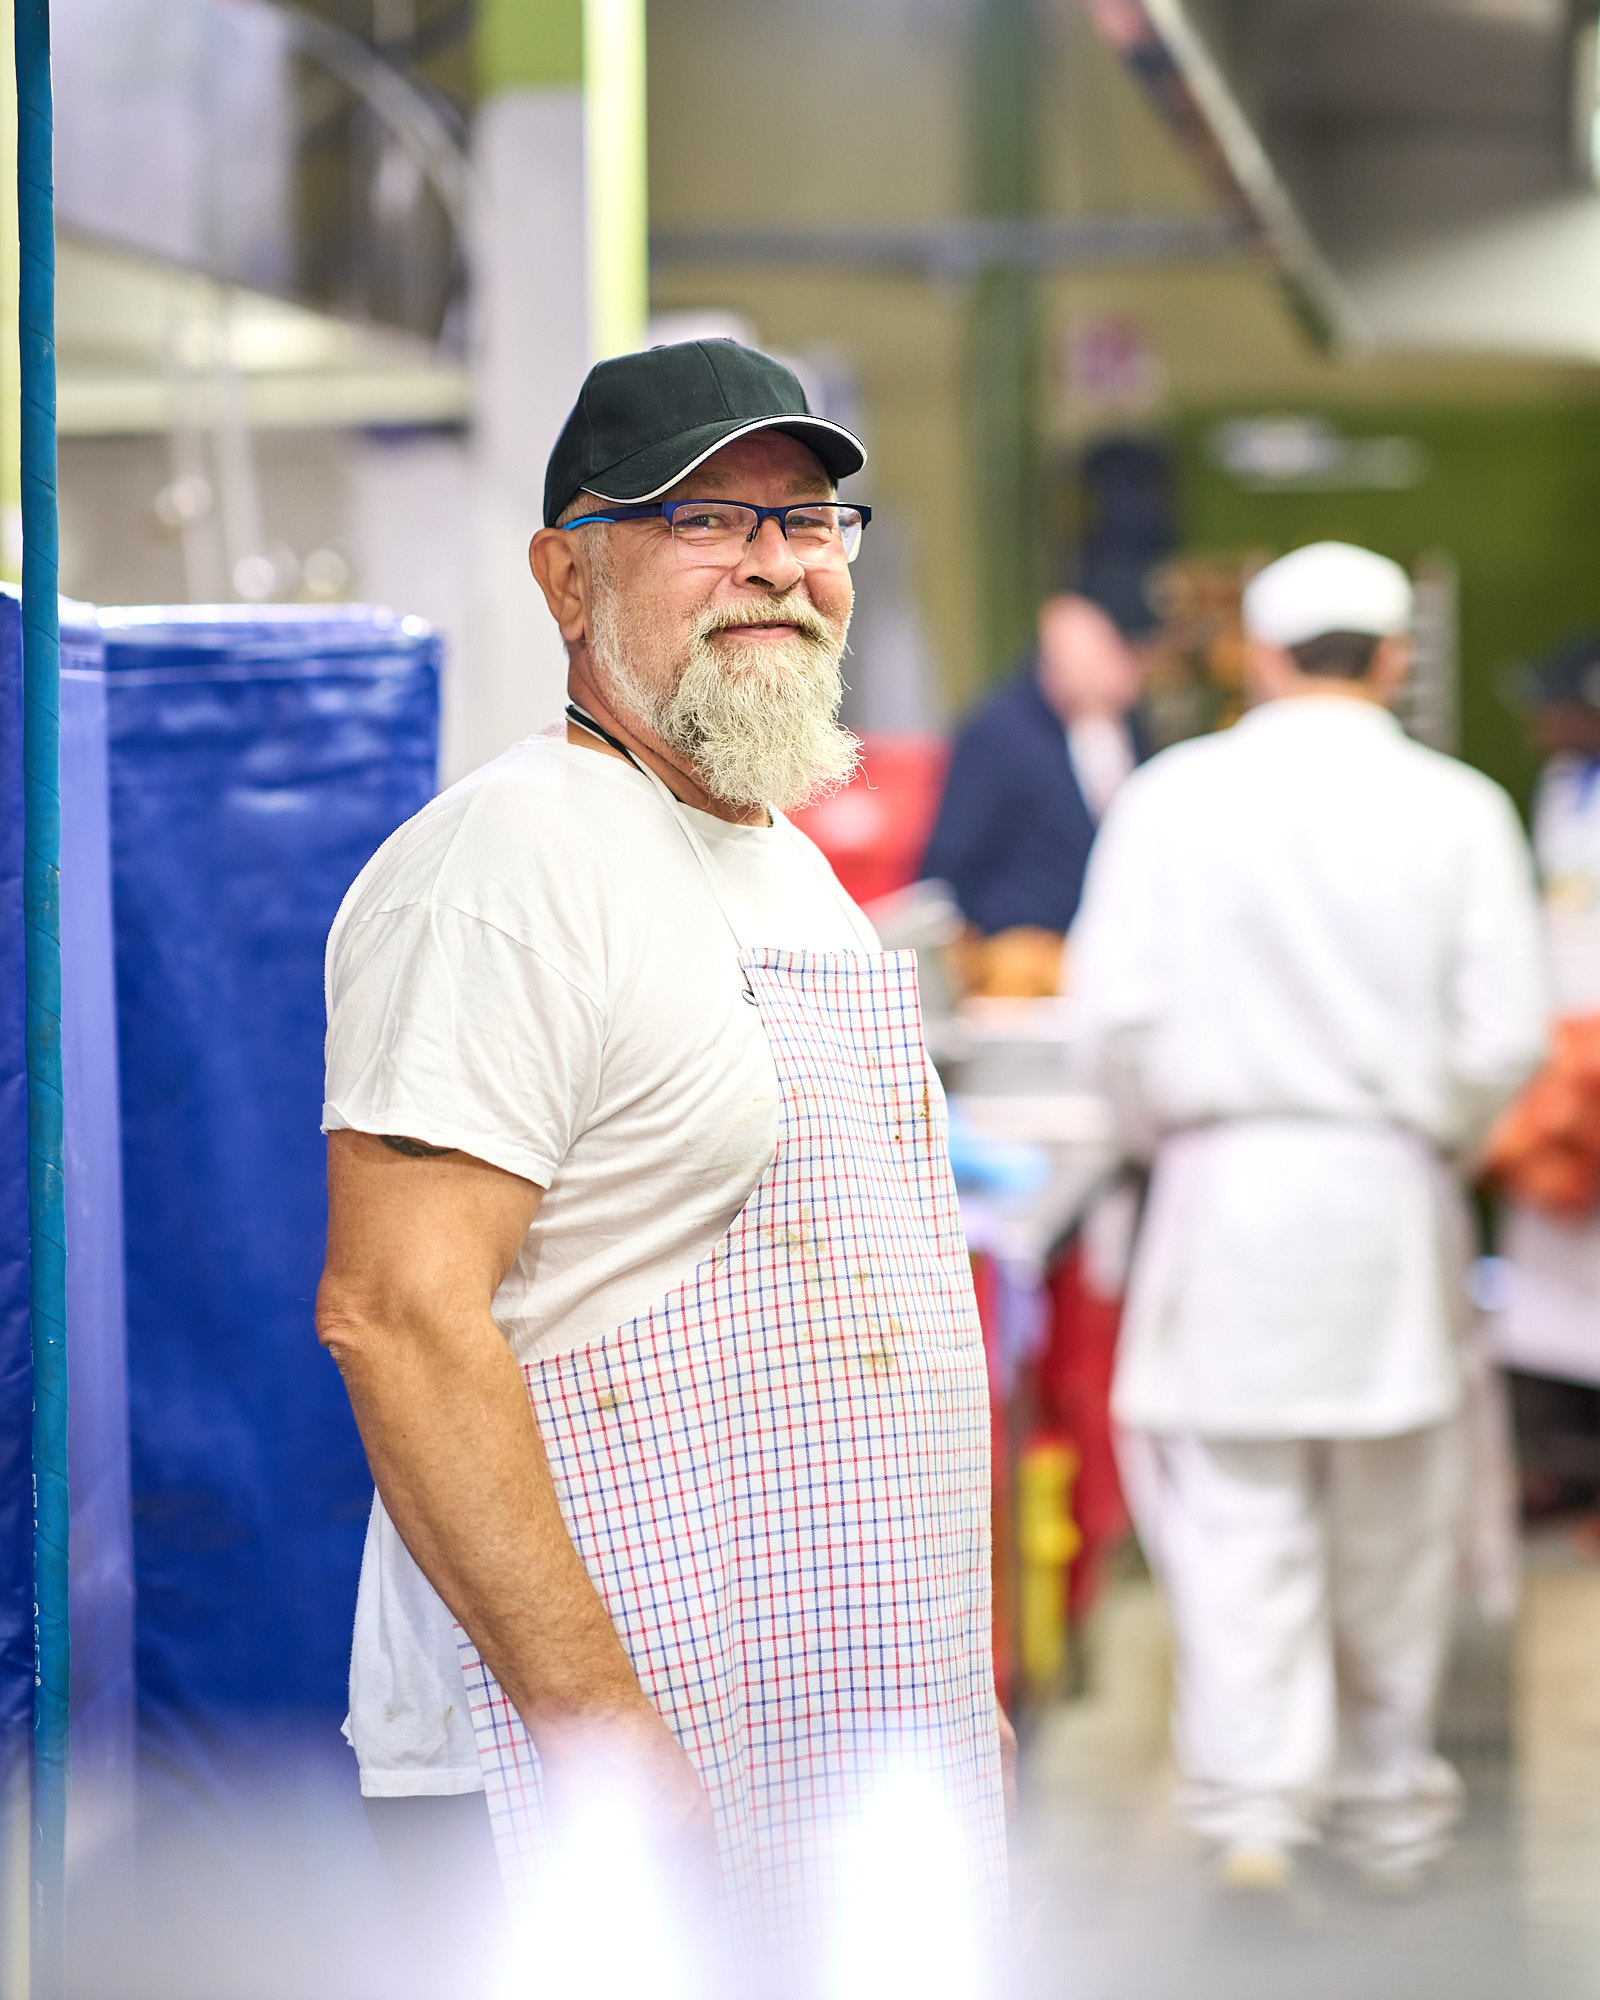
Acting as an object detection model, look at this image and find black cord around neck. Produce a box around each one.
[565,702,650,777]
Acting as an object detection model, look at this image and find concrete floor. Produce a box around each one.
[1011,1537,1600,2000]
[53,1539,1600,1998]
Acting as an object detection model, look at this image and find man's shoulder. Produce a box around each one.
[1388,730,1522,831]
[442,729,638,831]
[1115,727,1232,799]
[1099,721,1336,842]
[957,670,1053,750]
[333,732,665,939]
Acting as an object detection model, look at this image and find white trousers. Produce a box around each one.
[1118,1422,1467,1867]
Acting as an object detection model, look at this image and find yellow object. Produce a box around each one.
[1016,1439,1080,1692]
[1220,1845,1294,1894]
[946,924,1067,999]
[583,0,649,360]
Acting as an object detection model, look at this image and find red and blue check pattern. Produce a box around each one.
[457,947,1006,1948]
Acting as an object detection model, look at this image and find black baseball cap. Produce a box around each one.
[1520,631,1600,710]
[543,338,867,528]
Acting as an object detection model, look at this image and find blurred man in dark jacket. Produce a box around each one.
[921,594,1145,991]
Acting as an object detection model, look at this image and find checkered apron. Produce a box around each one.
[455,797,1006,1957]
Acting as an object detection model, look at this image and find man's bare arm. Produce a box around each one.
[316,1130,713,1846]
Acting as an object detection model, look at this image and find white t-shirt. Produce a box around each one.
[323,731,877,1795]
[1065,713,1135,824]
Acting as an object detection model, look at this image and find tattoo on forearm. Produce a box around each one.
[379,1134,460,1159]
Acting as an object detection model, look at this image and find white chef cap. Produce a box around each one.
[1242,541,1413,649]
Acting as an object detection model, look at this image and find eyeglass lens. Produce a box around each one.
[669,504,864,566]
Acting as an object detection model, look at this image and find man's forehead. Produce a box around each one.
[668,431,835,501]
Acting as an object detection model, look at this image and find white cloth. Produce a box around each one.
[1497,754,1600,1385]
[1527,752,1600,1014]
[1065,714,1135,824]
[1118,1423,1466,1865]
[1117,1120,1471,1436]
[323,731,876,1796]
[1498,1207,1600,1387]
[1071,697,1546,1436]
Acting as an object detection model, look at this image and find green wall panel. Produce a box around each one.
[1172,405,1600,811]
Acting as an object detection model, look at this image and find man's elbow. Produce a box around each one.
[315,1275,387,1372]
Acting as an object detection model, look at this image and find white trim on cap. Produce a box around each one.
[585,414,868,504]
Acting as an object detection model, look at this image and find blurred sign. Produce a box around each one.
[1209,415,1428,491]
[1060,315,1167,416]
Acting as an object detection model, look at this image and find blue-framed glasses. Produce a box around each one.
[564,498,872,568]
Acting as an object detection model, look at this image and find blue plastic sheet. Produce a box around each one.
[100,607,438,1810]
[0,590,27,1787]
[60,603,137,1846]
[1,594,136,1877]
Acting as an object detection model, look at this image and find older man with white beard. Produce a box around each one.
[315,340,1009,1984]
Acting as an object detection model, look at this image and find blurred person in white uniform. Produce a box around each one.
[1071,542,1546,1890]
[1493,635,1600,1523]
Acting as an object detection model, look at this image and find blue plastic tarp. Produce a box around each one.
[0,591,27,1785]
[1,593,136,1860]
[99,607,438,1806]
[60,603,137,1842]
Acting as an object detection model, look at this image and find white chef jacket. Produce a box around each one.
[1524,752,1600,1015]
[1072,697,1546,1437]
[1498,752,1600,1386]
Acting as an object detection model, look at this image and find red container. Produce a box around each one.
[789,733,950,908]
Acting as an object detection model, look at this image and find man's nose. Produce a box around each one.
[735,515,806,590]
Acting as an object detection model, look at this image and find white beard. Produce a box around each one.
[588,572,860,812]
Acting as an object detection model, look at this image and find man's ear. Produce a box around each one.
[529,528,589,643]
[1370,634,1413,706]
[1245,637,1296,702]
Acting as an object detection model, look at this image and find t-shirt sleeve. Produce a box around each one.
[323,900,603,1189]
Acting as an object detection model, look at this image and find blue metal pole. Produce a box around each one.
[14,1,66,1993]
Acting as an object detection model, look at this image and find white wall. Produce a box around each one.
[345,429,474,779]
[460,90,589,782]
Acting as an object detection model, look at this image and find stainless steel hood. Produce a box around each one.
[1085,0,1600,362]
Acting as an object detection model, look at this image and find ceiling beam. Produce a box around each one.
[1082,0,1366,351]
[649,213,1245,278]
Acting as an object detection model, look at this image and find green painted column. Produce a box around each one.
[477,0,583,93]
[464,0,586,777]
[474,0,647,361]
[0,17,27,1994]
[462,0,649,778]
[583,0,648,361]
[0,7,19,588]
[969,0,1042,685]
